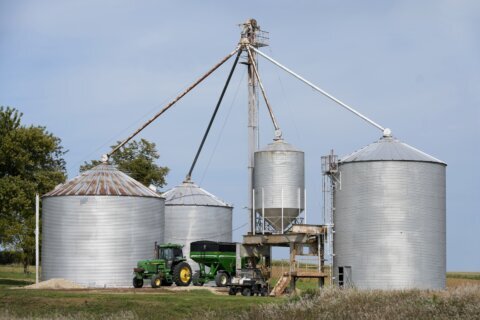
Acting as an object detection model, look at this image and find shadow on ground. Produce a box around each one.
[0,279,32,287]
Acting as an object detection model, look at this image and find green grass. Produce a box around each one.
[0,264,35,288]
[447,272,480,281]
[0,264,35,282]
[0,288,278,320]
[0,265,281,320]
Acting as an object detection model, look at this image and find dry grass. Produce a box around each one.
[197,285,480,320]
[447,278,480,288]
[270,265,332,290]
[0,310,138,320]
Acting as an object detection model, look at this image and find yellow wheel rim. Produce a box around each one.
[155,278,161,286]
[180,267,191,283]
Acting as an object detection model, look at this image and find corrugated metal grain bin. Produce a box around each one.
[163,181,232,267]
[333,133,446,289]
[41,163,164,288]
[253,139,305,231]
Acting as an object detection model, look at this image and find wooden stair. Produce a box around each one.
[270,273,290,296]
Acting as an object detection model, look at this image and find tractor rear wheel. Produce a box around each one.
[192,271,204,286]
[215,272,229,287]
[173,262,192,286]
[133,277,143,288]
[151,275,162,288]
[241,287,252,296]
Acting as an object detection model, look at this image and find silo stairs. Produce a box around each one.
[270,272,290,296]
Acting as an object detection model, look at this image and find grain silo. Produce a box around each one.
[42,163,165,288]
[163,181,232,266]
[253,139,305,232]
[332,131,446,289]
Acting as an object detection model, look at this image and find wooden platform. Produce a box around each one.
[242,224,328,296]
[290,270,328,278]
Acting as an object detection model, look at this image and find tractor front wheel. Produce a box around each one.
[215,272,229,287]
[173,262,192,286]
[151,275,162,288]
[133,277,143,288]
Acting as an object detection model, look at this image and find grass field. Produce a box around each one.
[0,265,479,319]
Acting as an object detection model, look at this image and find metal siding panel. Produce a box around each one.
[253,140,305,230]
[164,205,232,268]
[42,196,164,287]
[333,161,446,289]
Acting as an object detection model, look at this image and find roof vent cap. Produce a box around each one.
[383,128,392,138]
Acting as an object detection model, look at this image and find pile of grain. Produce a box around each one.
[23,278,85,289]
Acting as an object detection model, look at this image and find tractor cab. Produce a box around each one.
[156,244,184,269]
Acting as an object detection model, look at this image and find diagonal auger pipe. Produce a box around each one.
[246,45,281,133]
[185,49,243,182]
[106,46,241,159]
[249,45,386,132]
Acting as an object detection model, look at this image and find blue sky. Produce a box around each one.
[1,1,478,271]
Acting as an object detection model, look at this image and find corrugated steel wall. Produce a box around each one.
[333,161,446,289]
[254,141,304,231]
[164,205,232,268]
[42,196,164,287]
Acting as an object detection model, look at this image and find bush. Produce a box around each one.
[0,251,23,264]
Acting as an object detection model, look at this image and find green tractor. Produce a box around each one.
[133,243,192,288]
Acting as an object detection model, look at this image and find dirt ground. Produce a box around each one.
[19,278,230,295]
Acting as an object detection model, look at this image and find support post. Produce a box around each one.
[281,187,284,234]
[289,243,297,292]
[304,188,307,224]
[35,193,39,284]
[247,46,258,235]
[297,187,300,219]
[262,188,265,235]
[252,189,256,235]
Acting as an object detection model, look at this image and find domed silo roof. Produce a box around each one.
[44,163,161,197]
[163,181,232,266]
[339,135,446,164]
[333,133,446,290]
[163,180,232,207]
[42,163,165,288]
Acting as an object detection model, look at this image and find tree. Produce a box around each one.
[80,139,169,188]
[0,106,67,272]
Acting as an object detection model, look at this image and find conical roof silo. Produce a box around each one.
[253,139,305,232]
[42,163,165,288]
[163,181,232,266]
[332,132,446,289]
